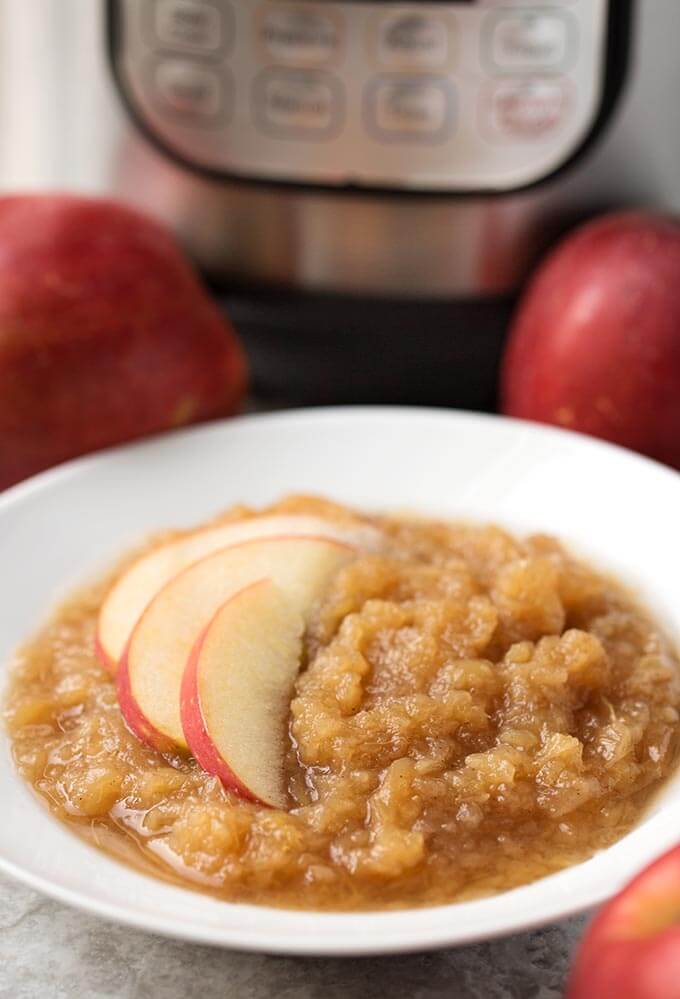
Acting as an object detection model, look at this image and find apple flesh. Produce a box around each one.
[117,535,356,753]
[181,579,304,809]
[97,513,382,672]
[0,194,247,491]
[501,212,680,469]
[567,845,680,999]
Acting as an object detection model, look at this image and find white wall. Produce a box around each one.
[0,0,123,190]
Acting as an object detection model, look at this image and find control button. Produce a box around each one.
[257,5,343,66]
[254,70,343,139]
[486,78,569,140]
[151,0,229,56]
[486,12,574,72]
[376,13,453,70]
[152,59,228,123]
[366,77,455,143]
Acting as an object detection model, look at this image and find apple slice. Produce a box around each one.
[117,535,355,753]
[97,513,381,672]
[181,578,303,809]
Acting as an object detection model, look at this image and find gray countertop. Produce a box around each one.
[0,873,587,999]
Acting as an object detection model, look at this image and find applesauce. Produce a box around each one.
[5,496,680,911]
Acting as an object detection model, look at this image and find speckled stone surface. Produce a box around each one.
[0,873,587,999]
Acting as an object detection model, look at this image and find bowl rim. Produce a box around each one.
[0,844,608,955]
[2,405,679,513]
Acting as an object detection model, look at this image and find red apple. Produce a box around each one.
[567,845,680,999]
[0,194,247,490]
[501,212,680,469]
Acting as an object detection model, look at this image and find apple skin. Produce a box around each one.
[117,638,179,756]
[501,212,680,469]
[567,846,680,999]
[0,194,247,490]
[180,593,264,806]
[94,633,117,676]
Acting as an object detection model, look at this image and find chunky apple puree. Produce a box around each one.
[5,497,680,911]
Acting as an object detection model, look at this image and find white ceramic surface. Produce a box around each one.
[2,407,680,956]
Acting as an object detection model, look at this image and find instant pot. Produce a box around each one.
[2,0,677,405]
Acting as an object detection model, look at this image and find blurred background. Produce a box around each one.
[1,0,680,489]
[2,0,679,410]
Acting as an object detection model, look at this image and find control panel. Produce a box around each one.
[109,0,614,191]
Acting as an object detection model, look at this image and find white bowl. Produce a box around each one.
[2,407,680,956]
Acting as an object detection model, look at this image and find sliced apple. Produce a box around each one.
[98,513,380,672]
[181,578,303,809]
[117,535,355,753]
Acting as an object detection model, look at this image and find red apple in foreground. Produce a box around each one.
[567,846,680,999]
[501,212,680,469]
[0,194,247,490]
